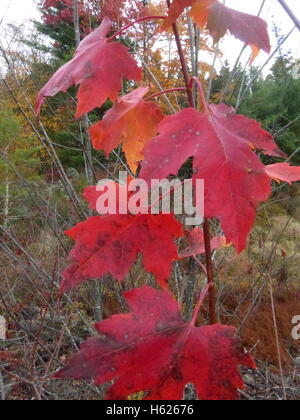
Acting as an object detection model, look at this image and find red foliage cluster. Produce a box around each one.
[39,0,75,26]
[99,0,127,24]
[40,0,148,29]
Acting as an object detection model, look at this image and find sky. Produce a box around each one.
[220,0,300,69]
[0,0,299,72]
[0,0,40,24]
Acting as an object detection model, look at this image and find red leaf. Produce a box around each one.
[90,87,164,172]
[265,163,300,184]
[35,17,141,118]
[179,227,226,258]
[164,0,271,59]
[62,214,183,293]
[55,286,255,400]
[212,105,286,158]
[140,104,286,252]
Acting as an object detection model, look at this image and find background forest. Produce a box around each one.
[0,0,299,400]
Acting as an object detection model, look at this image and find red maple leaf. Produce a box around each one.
[140,104,293,252]
[163,0,270,59]
[61,179,183,293]
[55,286,255,400]
[61,212,183,293]
[179,227,226,258]
[35,17,141,118]
[90,87,164,172]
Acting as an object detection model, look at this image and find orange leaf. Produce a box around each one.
[90,87,164,173]
[162,0,212,30]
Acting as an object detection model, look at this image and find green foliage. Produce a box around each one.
[0,110,21,148]
[239,55,300,164]
[212,54,300,165]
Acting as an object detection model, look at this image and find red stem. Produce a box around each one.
[166,0,195,108]
[191,283,212,326]
[108,16,167,40]
[145,87,187,101]
[203,220,217,324]
[166,0,216,325]
[189,77,210,113]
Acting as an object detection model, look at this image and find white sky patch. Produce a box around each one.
[219,0,300,70]
[0,0,40,25]
[0,0,41,76]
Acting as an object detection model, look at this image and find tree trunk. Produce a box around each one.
[3,150,10,228]
[72,0,94,185]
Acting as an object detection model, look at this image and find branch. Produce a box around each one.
[108,16,167,40]
[277,0,300,33]
[166,0,195,108]
[145,87,187,101]
[203,220,217,324]
[165,0,216,324]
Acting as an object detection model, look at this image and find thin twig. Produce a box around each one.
[277,0,300,33]
[268,277,287,401]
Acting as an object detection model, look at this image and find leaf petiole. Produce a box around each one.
[190,283,212,326]
[108,16,167,41]
[189,77,210,113]
[145,87,188,101]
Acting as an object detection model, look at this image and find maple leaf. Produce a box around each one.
[55,286,255,400]
[90,87,164,173]
[61,214,183,293]
[140,104,289,252]
[179,227,226,258]
[35,17,141,118]
[163,0,271,59]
